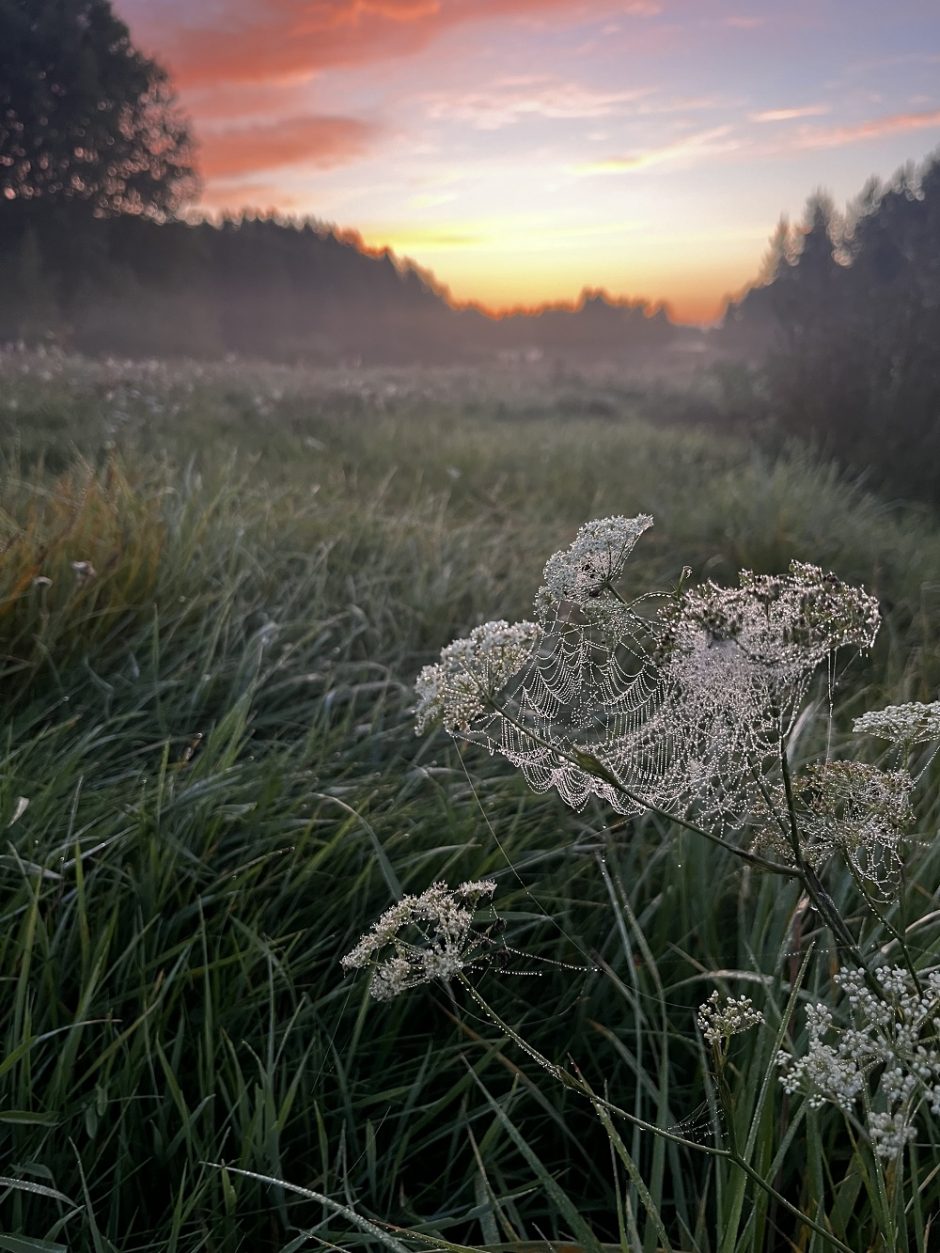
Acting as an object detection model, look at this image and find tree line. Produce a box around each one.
[0,0,679,365]
[722,153,940,505]
[0,199,683,364]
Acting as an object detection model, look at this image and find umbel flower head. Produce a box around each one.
[854,699,940,745]
[647,563,880,819]
[414,620,540,734]
[341,880,497,1001]
[751,761,913,891]
[658,562,880,680]
[697,990,763,1047]
[778,965,940,1159]
[536,513,653,615]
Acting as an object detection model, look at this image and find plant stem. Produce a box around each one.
[779,741,867,967]
[461,978,855,1253]
[847,861,923,994]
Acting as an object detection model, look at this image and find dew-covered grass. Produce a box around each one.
[1,346,939,1250]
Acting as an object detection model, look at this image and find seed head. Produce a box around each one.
[697,990,764,1046]
[536,514,653,614]
[341,880,498,1001]
[778,965,940,1159]
[853,700,940,745]
[414,620,541,734]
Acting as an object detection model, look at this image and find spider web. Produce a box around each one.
[459,592,793,828]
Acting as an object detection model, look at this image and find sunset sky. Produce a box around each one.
[115,0,940,323]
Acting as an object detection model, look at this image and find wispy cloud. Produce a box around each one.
[792,107,940,149]
[180,82,308,123]
[366,216,648,253]
[750,104,830,123]
[577,126,739,174]
[365,227,487,251]
[842,51,940,77]
[409,191,459,208]
[199,114,380,178]
[422,81,738,131]
[422,78,652,129]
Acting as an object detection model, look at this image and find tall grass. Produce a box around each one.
[1,349,938,1249]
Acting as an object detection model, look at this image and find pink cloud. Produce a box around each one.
[793,107,940,149]
[180,82,309,122]
[198,114,380,178]
[751,104,830,123]
[121,0,660,90]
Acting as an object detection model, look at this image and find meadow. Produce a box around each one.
[1,345,939,1252]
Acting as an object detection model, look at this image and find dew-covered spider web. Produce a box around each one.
[416,517,882,832]
[461,594,798,827]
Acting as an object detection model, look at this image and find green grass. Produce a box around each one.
[1,347,939,1250]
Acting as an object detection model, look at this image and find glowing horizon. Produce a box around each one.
[116,0,940,325]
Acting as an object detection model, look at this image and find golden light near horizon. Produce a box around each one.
[356,219,767,324]
[117,0,940,324]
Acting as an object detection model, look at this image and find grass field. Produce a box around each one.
[1,346,939,1251]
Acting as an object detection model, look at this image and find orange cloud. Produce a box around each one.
[125,0,659,90]
[198,114,379,178]
[792,107,940,149]
[355,0,442,17]
[180,82,309,122]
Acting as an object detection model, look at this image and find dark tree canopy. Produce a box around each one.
[0,0,198,217]
[723,150,940,505]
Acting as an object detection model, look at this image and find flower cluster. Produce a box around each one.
[414,620,540,734]
[658,562,880,679]
[413,517,886,830]
[777,965,940,1158]
[853,700,940,745]
[630,564,877,820]
[535,514,653,614]
[751,761,913,890]
[697,990,764,1046]
[340,880,498,1001]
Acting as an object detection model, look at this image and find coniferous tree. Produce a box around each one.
[724,152,940,504]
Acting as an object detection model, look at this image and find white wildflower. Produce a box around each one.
[658,562,880,687]
[536,514,653,613]
[778,965,940,1158]
[854,700,940,745]
[752,761,913,891]
[341,880,497,1001]
[868,1109,917,1157]
[697,990,764,1046]
[414,620,541,734]
[651,563,879,819]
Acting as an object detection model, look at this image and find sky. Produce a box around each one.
[115,0,940,324]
